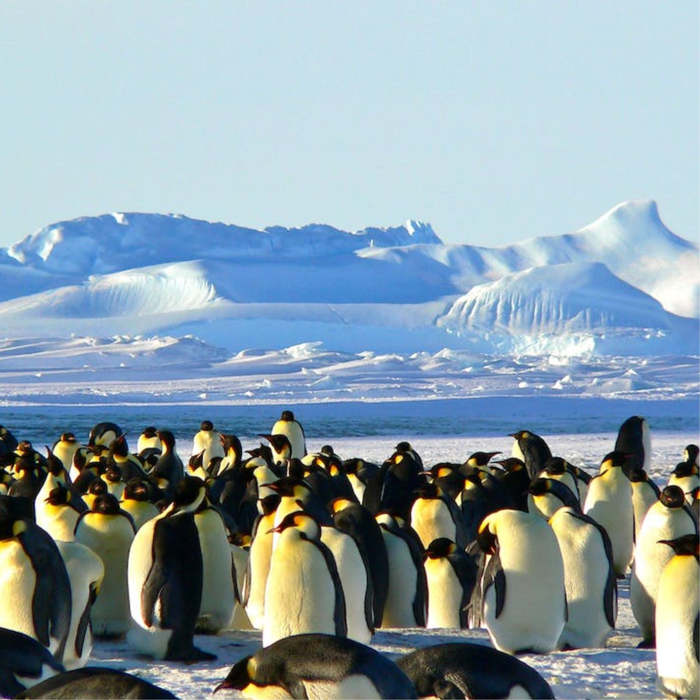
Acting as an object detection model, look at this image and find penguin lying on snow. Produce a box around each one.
[214,633,417,698]
[16,667,175,699]
[397,642,554,699]
[0,628,64,699]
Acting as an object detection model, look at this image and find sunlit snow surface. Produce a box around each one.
[73,432,689,699]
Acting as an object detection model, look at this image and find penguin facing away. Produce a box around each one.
[510,430,552,479]
[548,506,616,649]
[614,415,651,477]
[397,642,555,699]
[127,476,216,661]
[214,633,417,699]
[654,534,699,699]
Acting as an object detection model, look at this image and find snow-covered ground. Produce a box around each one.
[77,431,691,699]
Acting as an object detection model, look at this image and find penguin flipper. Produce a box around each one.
[694,613,699,663]
[482,552,506,619]
[74,582,98,659]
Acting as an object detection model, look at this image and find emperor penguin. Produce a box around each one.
[332,498,389,628]
[424,537,477,630]
[321,522,374,643]
[270,409,307,459]
[52,433,82,472]
[214,633,417,699]
[102,465,126,501]
[540,457,581,501]
[527,478,580,519]
[668,461,700,505]
[108,435,147,482]
[150,430,184,494]
[127,476,216,661]
[629,467,661,541]
[614,415,651,477]
[492,457,530,511]
[87,422,122,449]
[262,511,346,647]
[584,451,634,576]
[192,420,225,472]
[510,430,552,479]
[242,494,280,630]
[258,433,293,469]
[0,628,65,699]
[411,482,469,549]
[215,433,243,476]
[15,668,176,699]
[35,484,82,542]
[119,477,159,530]
[73,494,136,638]
[654,534,699,699]
[548,507,616,649]
[477,509,566,654]
[630,485,697,646]
[422,462,466,501]
[193,494,236,634]
[0,502,72,663]
[136,426,161,455]
[342,457,380,505]
[684,443,699,467]
[376,512,427,628]
[54,540,105,670]
[397,642,555,699]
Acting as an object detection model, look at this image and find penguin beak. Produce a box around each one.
[213,680,231,694]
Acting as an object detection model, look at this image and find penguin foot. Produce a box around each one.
[166,646,218,663]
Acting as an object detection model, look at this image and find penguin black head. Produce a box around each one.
[200,420,214,432]
[258,434,291,455]
[659,485,686,509]
[657,533,699,558]
[628,467,648,482]
[258,493,281,516]
[671,461,698,478]
[92,493,121,515]
[528,478,551,497]
[110,434,129,457]
[320,445,334,456]
[246,444,274,466]
[16,441,33,455]
[543,457,567,475]
[221,434,242,456]
[395,441,412,454]
[287,459,306,480]
[157,430,176,449]
[683,444,699,465]
[60,432,76,442]
[601,451,629,469]
[124,478,151,502]
[269,510,319,539]
[188,451,206,472]
[104,465,122,483]
[45,484,69,506]
[264,477,308,499]
[171,476,206,511]
[88,479,107,496]
[280,410,295,421]
[414,482,441,500]
[494,457,526,473]
[142,426,158,438]
[509,430,531,440]
[465,451,501,468]
[425,537,457,559]
[45,447,64,476]
[214,655,257,694]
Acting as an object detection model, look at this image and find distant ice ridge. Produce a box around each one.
[0,199,697,358]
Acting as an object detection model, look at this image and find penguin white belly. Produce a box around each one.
[195,509,235,633]
[304,676,381,700]
[549,471,579,500]
[126,515,172,658]
[347,473,366,504]
[425,558,462,629]
[271,420,305,459]
[630,507,696,640]
[244,515,275,630]
[484,514,565,654]
[239,685,293,699]
[584,474,633,575]
[263,531,337,647]
[55,540,105,670]
[321,527,371,643]
[380,529,419,628]
[106,481,126,501]
[527,493,562,519]
[36,504,79,543]
[550,513,613,648]
[0,540,40,645]
[75,514,134,636]
[271,497,304,550]
[254,466,278,505]
[411,499,455,549]
[54,443,80,470]
[655,555,699,699]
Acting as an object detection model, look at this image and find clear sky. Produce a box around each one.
[1,1,697,247]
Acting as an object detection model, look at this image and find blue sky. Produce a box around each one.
[1,1,697,247]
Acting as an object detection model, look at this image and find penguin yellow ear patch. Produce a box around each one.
[246,656,257,679]
[394,454,404,464]
[12,521,27,536]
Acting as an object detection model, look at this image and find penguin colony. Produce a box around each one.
[0,413,696,698]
